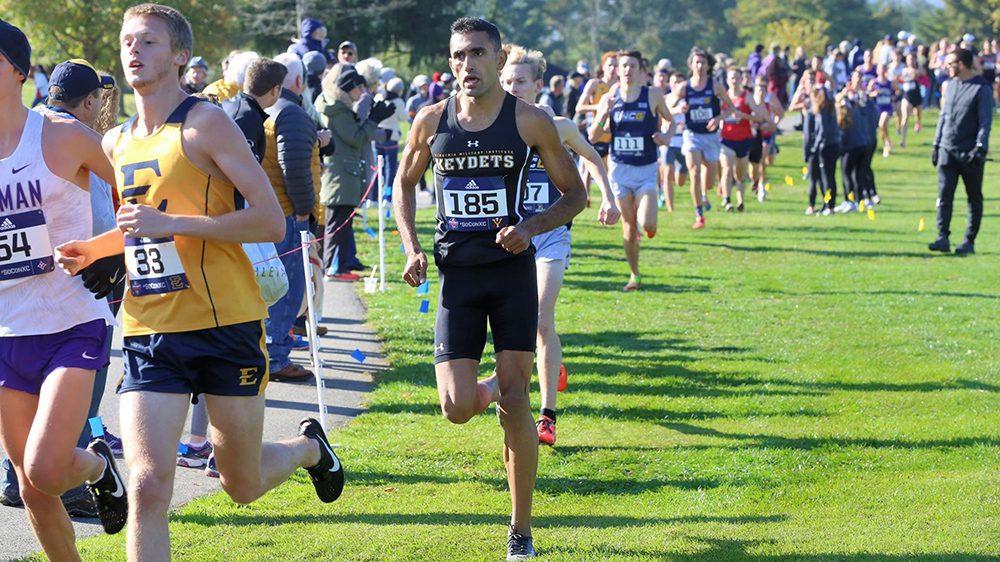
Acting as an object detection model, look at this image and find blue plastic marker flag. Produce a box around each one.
[351,349,367,363]
[178,442,188,455]
[88,416,104,439]
[417,281,429,295]
[385,208,392,219]
[400,244,406,255]
[366,228,377,238]
[419,299,430,314]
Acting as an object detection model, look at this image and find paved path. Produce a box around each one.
[0,279,386,562]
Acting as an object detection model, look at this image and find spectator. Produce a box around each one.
[288,17,333,62]
[849,39,864,70]
[538,74,566,116]
[565,70,585,118]
[338,40,358,65]
[260,52,321,381]
[576,59,591,79]
[30,64,47,107]
[930,47,993,255]
[747,44,764,79]
[316,65,395,280]
[302,51,326,104]
[355,58,383,202]
[374,76,408,198]
[203,50,258,102]
[791,46,807,97]
[762,42,790,106]
[181,56,209,94]
[406,74,431,119]
[222,57,286,163]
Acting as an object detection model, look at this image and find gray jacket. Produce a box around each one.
[316,93,378,207]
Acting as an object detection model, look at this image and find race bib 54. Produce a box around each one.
[0,210,54,281]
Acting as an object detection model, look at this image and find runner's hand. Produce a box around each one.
[706,117,720,132]
[598,198,621,226]
[117,204,175,238]
[402,250,428,287]
[54,240,96,275]
[80,254,127,299]
[496,226,531,254]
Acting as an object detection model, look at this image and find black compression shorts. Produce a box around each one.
[434,253,538,363]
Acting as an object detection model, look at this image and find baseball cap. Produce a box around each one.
[0,19,31,79]
[412,74,430,88]
[963,33,975,43]
[302,51,327,76]
[188,56,208,70]
[339,40,357,52]
[49,59,114,100]
[441,72,454,83]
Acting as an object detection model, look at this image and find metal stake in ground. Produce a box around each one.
[300,229,328,431]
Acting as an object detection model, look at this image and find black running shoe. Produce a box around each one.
[298,418,344,503]
[61,488,99,518]
[86,439,128,534]
[507,525,536,561]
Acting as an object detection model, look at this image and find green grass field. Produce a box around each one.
[51,110,1000,561]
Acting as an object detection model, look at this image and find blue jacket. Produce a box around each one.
[288,18,334,62]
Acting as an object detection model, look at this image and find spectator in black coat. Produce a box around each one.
[222,58,287,163]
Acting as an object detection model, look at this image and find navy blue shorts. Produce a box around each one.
[119,320,269,399]
[664,146,689,173]
[0,319,109,395]
[722,138,753,159]
[434,254,538,363]
[593,141,610,157]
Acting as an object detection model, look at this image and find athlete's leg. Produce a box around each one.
[435,360,492,424]
[685,151,704,209]
[878,112,893,155]
[900,99,911,147]
[119,391,189,562]
[636,189,659,238]
[0,389,79,561]
[536,261,565,414]
[719,149,735,208]
[734,156,749,207]
[618,192,640,277]
[204,393,321,504]
[495,349,539,535]
[662,163,675,212]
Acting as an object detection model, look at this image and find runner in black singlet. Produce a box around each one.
[392,18,586,561]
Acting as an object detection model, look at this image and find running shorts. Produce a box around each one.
[0,319,109,395]
[681,130,721,162]
[722,138,753,159]
[532,225,571,266]
[665,146,689,173]
[608,161,659,198]
[119,320,269,399]
[434,253,537,363]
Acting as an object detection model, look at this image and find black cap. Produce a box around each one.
[337,68,365,92]
[49,59,114,100]
[339,40,357,52]
[0,19,31,79]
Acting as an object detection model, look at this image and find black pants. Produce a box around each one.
[937,150,985,243]
[809,145,839,209]
[323,204,362,273]
[865,144,878,197]
[842,146,870,203]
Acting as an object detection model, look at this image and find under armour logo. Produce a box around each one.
[467,140,479,148]
[436,343,445,352]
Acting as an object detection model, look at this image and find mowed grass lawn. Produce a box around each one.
[58,110,999,561]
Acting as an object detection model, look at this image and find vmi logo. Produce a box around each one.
[239,367,259,386]
[492,217,505,228]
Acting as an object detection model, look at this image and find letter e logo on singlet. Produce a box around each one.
[120,160,162,201]
[239,367,259,386]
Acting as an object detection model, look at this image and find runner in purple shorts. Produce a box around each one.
[0,20,129,559]
[868,64,899,157]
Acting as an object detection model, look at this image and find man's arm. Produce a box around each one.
[501,104,585,253]
[392,103,442,286]
[274,107,318,219]
[574,78,601,115]
[975,81,994,151]
[556,117,619,225]
[933,80,949,150]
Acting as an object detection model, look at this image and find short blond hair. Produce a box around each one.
[123,3,193,57]
[503,43,547,82]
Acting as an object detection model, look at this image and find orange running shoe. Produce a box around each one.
[692,216,706,229]
[536,415,556,446]
[557,364,568,392]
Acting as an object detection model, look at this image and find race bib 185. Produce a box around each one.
[125,236,190,296]
[441,176,509,232]
[0,210,54,281]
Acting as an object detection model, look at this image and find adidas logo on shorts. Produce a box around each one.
[0,218,15,231]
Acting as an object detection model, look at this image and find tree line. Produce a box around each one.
[2,0,997,82]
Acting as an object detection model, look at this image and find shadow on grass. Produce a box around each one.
[172,510,783,529]
[662,422,1000,450]
[684,240,934,259]
[760,287,1000,301]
